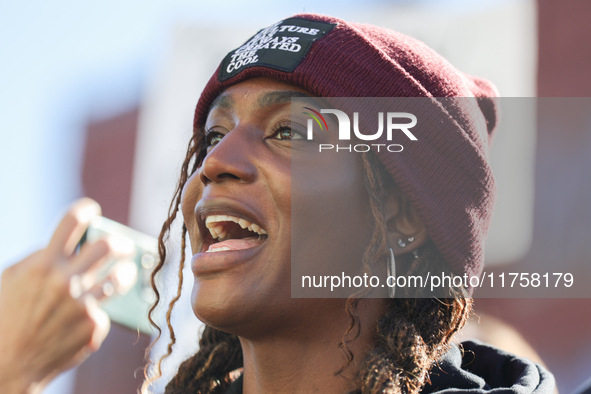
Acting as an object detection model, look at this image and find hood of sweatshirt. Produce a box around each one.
[423,340,555,394]
[223,340,555,394]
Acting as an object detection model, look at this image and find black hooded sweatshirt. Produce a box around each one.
[223,340,555,394]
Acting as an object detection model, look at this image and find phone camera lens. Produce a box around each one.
[141,253,156,269]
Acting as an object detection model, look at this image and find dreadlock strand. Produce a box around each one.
[142,133,201,392]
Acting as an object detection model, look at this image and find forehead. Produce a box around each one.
[207,77,313,114]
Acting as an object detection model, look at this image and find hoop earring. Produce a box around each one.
[387,248,396,298]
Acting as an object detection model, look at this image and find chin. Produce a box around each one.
[191,278,246,330]
[190,276,304,339]
[191,277,267,335]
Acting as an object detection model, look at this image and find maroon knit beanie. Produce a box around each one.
[193,14,499,283]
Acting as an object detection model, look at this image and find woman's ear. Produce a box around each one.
[383,188,429,256]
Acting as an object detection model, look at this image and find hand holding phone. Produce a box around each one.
[0,199,117,393]
[78,216,158,334]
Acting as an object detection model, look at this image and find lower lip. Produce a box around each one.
[191,242,265,275]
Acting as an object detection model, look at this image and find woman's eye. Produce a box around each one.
[273,125,304,140]
[206,131,224,147]
[275,127,292,140]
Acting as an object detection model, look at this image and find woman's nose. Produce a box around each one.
[199,127,258,186]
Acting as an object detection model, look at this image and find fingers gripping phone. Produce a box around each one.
[78,216,157,334]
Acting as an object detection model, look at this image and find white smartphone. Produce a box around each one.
[78,216,157,334]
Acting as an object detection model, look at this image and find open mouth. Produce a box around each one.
[203,214,268,253]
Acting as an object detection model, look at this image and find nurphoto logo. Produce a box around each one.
[303,108,418,153]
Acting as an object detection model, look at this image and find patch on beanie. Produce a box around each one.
[219,17,336,82]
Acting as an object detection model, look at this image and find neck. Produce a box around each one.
[238,298,388,394]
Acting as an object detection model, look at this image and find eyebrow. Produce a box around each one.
[257,91,311,108]
[209,90,313,112]
[210,94,235,110]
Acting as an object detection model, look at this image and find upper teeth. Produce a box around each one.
[205,214,267,240]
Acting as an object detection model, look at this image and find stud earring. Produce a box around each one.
[387,248,396,298]
[397,236,415,248]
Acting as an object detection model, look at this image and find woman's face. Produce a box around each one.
[181,77,374,336]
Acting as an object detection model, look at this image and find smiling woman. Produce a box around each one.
[184,79,300,327]
[140,13,555,394]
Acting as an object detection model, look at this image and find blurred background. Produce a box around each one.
[1,0,590,393]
